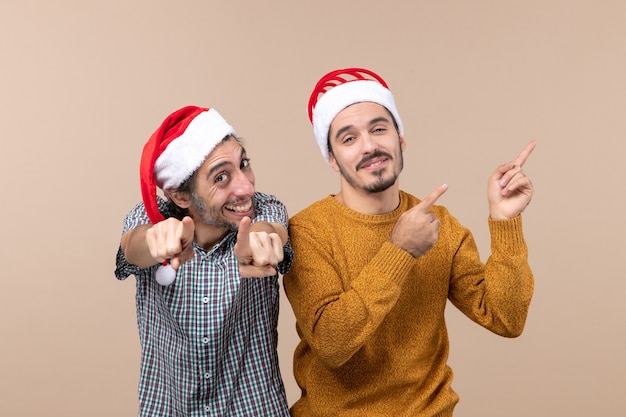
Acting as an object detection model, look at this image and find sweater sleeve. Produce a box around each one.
[447,215,534,337]
[284,220,416,369]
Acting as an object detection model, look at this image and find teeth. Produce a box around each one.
[365,160,384,168]
[226,201,252,212]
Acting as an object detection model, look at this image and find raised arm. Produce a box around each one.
[120,216,195,270]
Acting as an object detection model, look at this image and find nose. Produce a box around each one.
[232,169,255,196]
[360,132,378,154]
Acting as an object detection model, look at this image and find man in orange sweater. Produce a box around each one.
[283,67,536,416]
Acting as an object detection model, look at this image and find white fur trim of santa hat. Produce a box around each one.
[154,108,235,191]
[138,105,236,287]
[310,71,404,164]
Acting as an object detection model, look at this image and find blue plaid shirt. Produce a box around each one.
[115,192,293,417]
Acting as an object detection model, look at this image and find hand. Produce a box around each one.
[234,216,285,277]
[391,184,448,258]
[488,140,536,220]
[145,216,195,270]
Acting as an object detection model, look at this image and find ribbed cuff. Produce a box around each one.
[369,241,417,286]
[488,215,527,253]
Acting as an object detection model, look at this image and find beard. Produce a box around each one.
[336,150,404,194]
[190,192,240,231]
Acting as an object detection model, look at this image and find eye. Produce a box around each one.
[215,172,229,183]
[240,158,251,169]
[342,136,356,144]
[372,126,387,133]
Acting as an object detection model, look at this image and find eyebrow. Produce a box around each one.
[333,116,392,141]
[206,146,247,179]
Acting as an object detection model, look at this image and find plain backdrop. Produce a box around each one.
[1,1,624,416]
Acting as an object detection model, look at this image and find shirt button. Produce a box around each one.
[205,405,211,412]
[202,337,209,344]
[204,372,210,379]
[202,296,209,304]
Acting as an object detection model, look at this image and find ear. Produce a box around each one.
[166,188,192,209]
[399,134,407,152]
[329,153,341,173]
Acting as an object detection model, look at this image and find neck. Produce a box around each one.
[335,181,401,214]
[193,222,230,251]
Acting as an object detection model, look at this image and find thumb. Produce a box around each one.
[236,216,252,250]
[178,216,195,246]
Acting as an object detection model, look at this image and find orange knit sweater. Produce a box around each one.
[283,191,533,417]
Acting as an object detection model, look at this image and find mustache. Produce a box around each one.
[357,151,393,170]
[225,195,255,206]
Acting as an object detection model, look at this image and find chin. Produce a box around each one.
[364,177,397,193]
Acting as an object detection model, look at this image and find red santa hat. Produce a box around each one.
[307,67,404,164]
[138,105,235,286]
[140,105,236,225]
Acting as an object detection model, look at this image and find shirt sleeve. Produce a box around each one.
[251,192,293,275]
[114,198,167,280]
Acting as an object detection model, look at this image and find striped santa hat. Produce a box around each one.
[307,67,404,164]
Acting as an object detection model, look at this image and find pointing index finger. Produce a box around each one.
[513,140,537,167]
[418,184,448,212]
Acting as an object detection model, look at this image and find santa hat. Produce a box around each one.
[140,105,236,225]
[138,105,235,286]
[307,67,404,164]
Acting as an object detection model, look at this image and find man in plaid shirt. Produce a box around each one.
[115,106,293,416]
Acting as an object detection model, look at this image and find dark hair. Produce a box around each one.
[165,171,196,220]
[164,135,244,219]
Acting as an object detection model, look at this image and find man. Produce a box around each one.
[283,68,535,416]
[115,105,292,416]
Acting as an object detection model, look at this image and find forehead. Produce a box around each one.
[211,136,243,155]
[331,102,393,127]
[200,137,244,169]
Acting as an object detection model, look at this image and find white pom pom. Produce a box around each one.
[155,263,177,286]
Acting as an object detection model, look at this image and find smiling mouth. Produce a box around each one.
[225,200,252,213]
[360,157,387,170]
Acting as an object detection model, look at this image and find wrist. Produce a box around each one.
[489,207,519,221]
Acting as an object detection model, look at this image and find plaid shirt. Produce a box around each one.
[115,192,293,417]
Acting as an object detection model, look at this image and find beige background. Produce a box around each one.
[1,1,624,416]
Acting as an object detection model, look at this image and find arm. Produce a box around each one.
[120,216,195,270]
[447,215,534,337]
[448,141,536,335]
[284,220,416,368]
